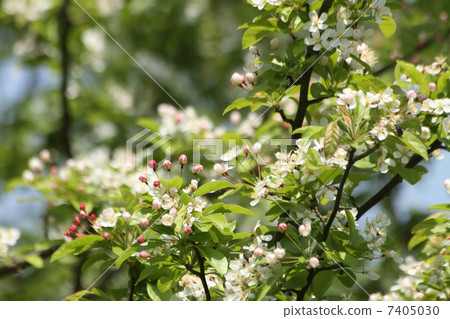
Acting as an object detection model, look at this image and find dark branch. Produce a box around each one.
[353,142,380,162]
[322,149,355,242]
[0,246,59,277]
[356,140,444,220]
[307,95,334,106]
[192,246,211,301]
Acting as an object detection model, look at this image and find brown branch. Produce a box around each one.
[356,140,443,220]
[0,246,59,277]
[353,142,381,162]
[322,149,355,242]
[275,107,294,126]
[58,0,72,158]
[187,246,211,301]
[307,95,334,106]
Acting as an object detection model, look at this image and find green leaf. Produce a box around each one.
[345,210,358,244]
[310,83,333,99]
[197,246,228,275]
[311,270,334,298]
[292,126,326,139]
[395,61,427,87]
[157,276,173,294]
[147,283,172,301]
[114,246,138,269]
[242,26,278,49]
[256,266,288,300]
[336,270,356,288]
[378,16,396,38]
[427,204,450,211]
[195,181,234,197]
[165,177,183,189]
[204,203,254,216]
[393,165,427,185]
[436,71,450,95]
[282,271,308,290]
[136,118,159,132]
[21,254,44,269]
[222,98,266,115]
[119,185,138,213]
[324,121,340,159]
[401,131,428,161]
[51,235,104,262]
[350,74,387,92]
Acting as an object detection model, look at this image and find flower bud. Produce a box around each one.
[406,90,417,100]
[74,216,81,225]
[193,164,203,175]
[253,247,264,257]
[152,200,161,210]
[122,211,131,222]
[266,253,278,264]
[249,45,259,56]
[163,160,172,170]
[80,202,86,211]
[148,160,157,170]
[29,157,43,173]
[76,233,84,238]
[22,170,34,183]
[245,72,255,84]
[140,218,150,227]
[39,149,51,163]
[230,72,244,87]
[213,163,226,176]
[179,154,187,166]
[138,174,148,183]
[169,208,178,217]
[139,251,151,259]
[153,180,160,187]
[229,111,241,125]
[417,93,427,102]
[64,230,73,238]
[103,232,111,240]
[278,223,287,232]
[50,166,58,175]
[309,257,320,268]
[243,145,250,156]
[274,248,285,259]
[298,223,311,237]
[428,82,436,92]
[252,142,262,154]
[270,38,279,50]
[184,226,193,235]
[69,224,77,232]
[80,210,89,219]
[137,237,146,244]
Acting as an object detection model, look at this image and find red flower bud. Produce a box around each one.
[80,210,89,219]
[64,230,73,238]
[179,154,187,166]
[103,232,111,240]
[90,213,97,221]
[278,223,287,232]
[193,164,203,175]
[148,160,157,170]
[163,160,172,170]
[138,174,148,183]
[74,216,81,225]
[137,237,146,244]
[140,218,150,227]
[76,233,84,238]
[184,226,193,235]
[139,251,151,259]
[69,224,77,232]
[80,202,86,211]
[153,180,160,187]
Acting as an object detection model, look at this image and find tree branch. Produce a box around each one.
[356,140,444,220]
[191,246,211,301]
[0,246,59,277]
[322,149,355,242]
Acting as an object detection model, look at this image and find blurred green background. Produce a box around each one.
[0,0,449,300]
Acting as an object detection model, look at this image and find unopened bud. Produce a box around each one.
[139,174,148,183]
[179,154,187,166]
[74,216,81,225]
[169,208,178,217]
[76,233,84,238]
[148,160,157,170]
[428,82,436,92]
[252,142,262,154]
[309,257,320,268]
[249,45,259,56]
[273,248,285,259]
[417,93,427,102]
[184,226,193,235]
[230,72,245,87]
[278,223,287,232]
[140,218,150,227]
[163,160,172,170]
[229,111,241,125]
[80,211,89,219]
[153,180,160,187]
[103,232,111,240]
[245,72,255,84]
[139,251,151,259]
[137,237,146,244]
[122,211,131,222]
[39,149,51,163]
[243,145,250,156]
[253,247,264,257]
[193,164,203,175]
[69,224,77,232]
[407,90,417,100]
[80,202,86,211]
[64,230,73,238]
[152,200,161,210]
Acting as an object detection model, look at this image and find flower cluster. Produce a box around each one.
[0,227,21,257]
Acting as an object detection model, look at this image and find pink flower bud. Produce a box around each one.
[137,237,146,244]
[153,180,160,187]
[39,149,51,163]
[50,166,58,175]
[309,257,320,268]
[252,142,262,154]
[417,93,427,102]
[274,248,285,259]
[193,164,203,175]
[69,224,77,232]
[230,72,244,87]
[103,232,111,240]
[243,145,250,156]
[80,202,86,211]
[184,226,193,235]
[428,82,436,92]
[80,211,88,219]
[148,160,157,169]
[407,90,417,100]
[74,216,81,225]
[152,200,161,210]
[139,251,151,259]
[245,72,255,84]
[138,174,148,183]
[169,208,178,217]
[249,45,259,56]
[229,111,241,125]
[76,233,84,238]
[179,154,187,166]
[64,230,73,238]
[140,218,150,227]
[278,223,287,232]
[253,247,264,257]
[90,214,97,221]
[163,160,172,170]
[122,211,131,222]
